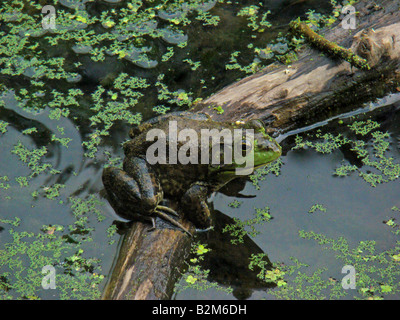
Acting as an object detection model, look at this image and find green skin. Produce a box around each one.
[102,112,281,235]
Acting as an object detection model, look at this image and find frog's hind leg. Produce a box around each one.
[102,166,160,221]
[123,157,164,213]
[122,157,191,236]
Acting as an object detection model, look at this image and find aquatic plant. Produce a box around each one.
[308,204,327,214]
[0,212,107,300]
[295,230,400,300]
[249,253,287,287]
[250,158,282,190]
[222,206,272,245]
[174,242,233,295]
[293,120,400,187]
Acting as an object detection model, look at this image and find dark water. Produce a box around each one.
[174,93,400,300]
[1,0,399,300]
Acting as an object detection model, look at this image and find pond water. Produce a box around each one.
[175,93,400,300]
[1,0,399,300]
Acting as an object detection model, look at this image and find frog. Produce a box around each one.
[102,111,281,236]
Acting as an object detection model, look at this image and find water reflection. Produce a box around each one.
[197,210,276,299]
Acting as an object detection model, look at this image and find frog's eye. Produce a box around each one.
[241,139,252,156]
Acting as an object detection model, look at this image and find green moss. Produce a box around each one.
[289,17,370,70]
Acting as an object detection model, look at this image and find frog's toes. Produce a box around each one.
[156,205,179,217]
[146,217,157,232]
[154,210,192,237]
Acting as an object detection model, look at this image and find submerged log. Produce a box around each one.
[102,0,400,300]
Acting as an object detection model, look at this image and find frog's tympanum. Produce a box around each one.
[102,112,281,236]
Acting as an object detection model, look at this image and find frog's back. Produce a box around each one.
[124,115,233,157]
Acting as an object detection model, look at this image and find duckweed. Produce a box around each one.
[11,142,53,178]
[249,253,287,287]
[293,120,400,187]
[294,230,400,299]
[250,158,282,190]
[0,120,8,134]
[222,206,272,245]
[0,213,106,300]
[308,204,327,214]
[174,242,233,295]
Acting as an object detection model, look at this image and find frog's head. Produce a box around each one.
[209,119,281,181]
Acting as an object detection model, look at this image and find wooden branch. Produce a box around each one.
[102,212,194,300]
[289,19,370,70]
[102,0,400,300]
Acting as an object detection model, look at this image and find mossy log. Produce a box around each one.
[289,18,370,70]
[193,0,400,133]
[102,0,400,300]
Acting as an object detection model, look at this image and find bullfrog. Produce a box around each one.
[102,111,281,236]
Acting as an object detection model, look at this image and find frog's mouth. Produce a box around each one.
[209,138,281,177]
[212,151,281,177]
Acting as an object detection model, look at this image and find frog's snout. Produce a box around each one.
[260,139,282,155]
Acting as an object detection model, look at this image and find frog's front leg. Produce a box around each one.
[181,182,212,230]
